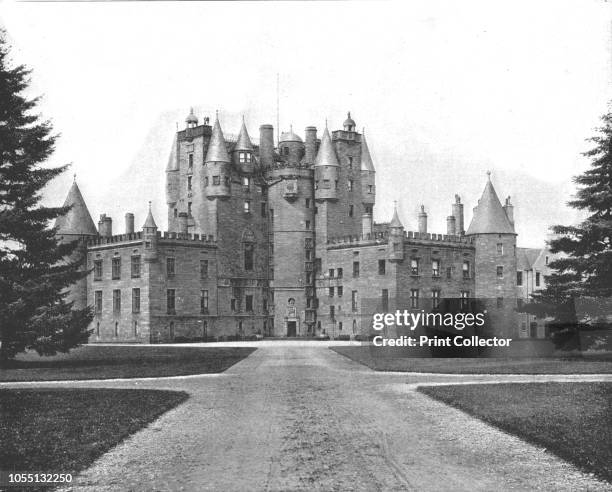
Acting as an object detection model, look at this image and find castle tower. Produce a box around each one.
[466,173,517,337]
[387,204,405,262]
[232,117,256,174]
[314,125,339,202]
[360,129,376,237]
[142,203,159,262]
[165,134,179,232]
[55,178,98,310]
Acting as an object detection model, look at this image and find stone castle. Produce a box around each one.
[55,110,551,342]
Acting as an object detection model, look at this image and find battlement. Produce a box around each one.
[327,230,473,249]
[262,160,314,172]
[88,231,217,247]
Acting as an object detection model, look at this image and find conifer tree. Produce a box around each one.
[525,105,612,346]
[0,33,92,362]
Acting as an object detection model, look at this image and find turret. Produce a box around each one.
[233,117,255,174]
[185,107,198,129]
[204,114,231,199]
[503,196,514,226]
[259,124,275,168]
[343,112,356,132]
[98,214,112,238]
[387,204,405,262]
[360,129,376,206]
[452,194,464,235]
[278,126,305,165]
[165,134,179,229]
[304,126,317,165]
[143,203,158,262]
[418,205,427,234]
[314,126,339,202]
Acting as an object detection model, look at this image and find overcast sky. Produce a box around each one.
[1,0,611,247]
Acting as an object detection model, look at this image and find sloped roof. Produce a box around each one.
[234,119,254,151]
[389,206,403,228]
[466,177,515,235]
[517,247,542,271]
[205,117,231,163]
[143,206,157,229]
[280,126,303,143]
[54,181,97,236]
[360,131,375,172]
[165,134,178,171]
[314,127,339,167]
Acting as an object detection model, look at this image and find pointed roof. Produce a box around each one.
[314,127,339,167]
[280,125,303,143]
[205,115,231,163]
[466,174,516,235]
[234,118,253,151]
[143,203,157,229]
[360,130,375,172]
[165,134,178,171]
[54,180,97,236]
[389,203,403,228]
[185,107,198,125]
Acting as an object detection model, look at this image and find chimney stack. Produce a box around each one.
[446,215,456,235]
[418,205,427,234]
[452,194,464,235]
[125,213,134,234]
[98,214,112,237]
[304,126,317,165]
[178,212,188,235]
[503,196,514,225]
[259,124,275,167]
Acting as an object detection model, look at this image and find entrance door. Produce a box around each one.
[287,321,296,337]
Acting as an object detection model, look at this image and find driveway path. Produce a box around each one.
[5,344,612,491]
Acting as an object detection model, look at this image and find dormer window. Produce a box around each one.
[239,152,251,163]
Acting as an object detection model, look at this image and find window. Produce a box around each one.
[201,290,209,314]
[351,290,358,311]
[239,152,251,163]
[536,272,541,287]
[263,298,268,312]
[497,297,504,308]
[330,305,335,319]
[188,153,194,169]
[348,180,353,191]
[496,266,504,278]
[96,322,100,336]
[305,198,311,208]
[306,272,313,283]
[131,256,140,278]
[114,322,118,337]
[200,259,209,278]
[337,286,343,297]
[339,322,343,331]
[246,295,253,312]
[446,267,452,279]
[243,176,250,188]
[94,260,103,280]
[244,243,254,271]
[112,258,121,280]
[353,261,360,277]
[348,156,353,168]
[94,291,102,314]
[432,259,440,277]
[187,176,192,191]
[517,271,523,286]
[204,177,209,187]
[349,205,354,217]
[213,175,220,185]
[323,179,330,189]
[517,298,524,309]
[314,258,321,272]
[306,220,311,230]
[411,258,419,275]
[334,180,338,190]
[497,243,503,254]
[337,268,343,278]
[224,176,230,186]
[269,209,274,223]
[368,185,373,194]
[432,290,440,309]
[244,200,251,213]
[463,261,470,279]
[329,268,335,278]
[166,257,175,276]
[113,289,121,313]
[305,250,313,260]
[261,202,266,217]
[378,259,386,275]
[329,287,334,297]
[545,256,549,265]
[188,202,192,216]
[174,207,178,217]
[231,298,237,312]
[382,289,389,311]
[132,288,140,313]
[410,289,419,309]
[133,321,138,337]
[461,290,469,309]
[167,289,176,314]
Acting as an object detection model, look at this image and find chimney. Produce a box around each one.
[418,205,427,234]
[125,213,134,234]
[446,215,456,235]
[178,212,188,235]
[98,214,112,237]
[452,194,464,235]
[304,126,317,165]
[503,196,514,225]
[259,124,274,167]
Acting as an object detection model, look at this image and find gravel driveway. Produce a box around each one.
[5,344,611,491]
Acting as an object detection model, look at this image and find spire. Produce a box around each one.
[143,202,157,229]
[466,174,515,235]
[205,115,231,163]
[54,180,97,236]
[314,127,339,167]
[360,129,375,172]
[234,117,253,151]
[389,201,403,229]
[165,134,178,171]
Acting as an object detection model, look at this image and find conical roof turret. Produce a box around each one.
[389,203,403,229]
[360,129,375,172]
[466,173,515,235]
[54,179,97,236]
[205,115,231,163]
[234,117,253,151]
[185,107,198,125]
[165,134,178,171]
[142,203,157,229]
[314,126,339,167]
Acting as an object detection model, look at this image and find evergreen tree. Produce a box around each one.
[0,33,92,362]
[525,105,612,346]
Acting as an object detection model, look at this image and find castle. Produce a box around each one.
[55,109,551,343]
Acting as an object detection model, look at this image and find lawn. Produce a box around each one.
[1,389,188,479]
[0,345,256,381]
[331,346,612,374]
[418,382,612,483]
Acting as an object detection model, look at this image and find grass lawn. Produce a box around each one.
[0,345,256,381]
[418,382,612,483]
[1,388,188,477]
[331,346,612,374]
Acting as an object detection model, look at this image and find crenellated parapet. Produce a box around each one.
[326,230,473,248]
[88,230,218,248]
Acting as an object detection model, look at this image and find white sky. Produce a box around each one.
[1,0,611,247]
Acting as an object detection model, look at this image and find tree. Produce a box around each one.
[524,105,612,347]
[0,32,92,362]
